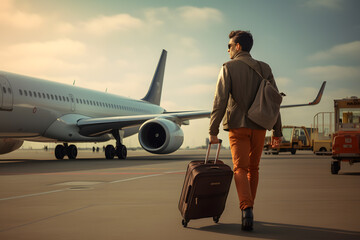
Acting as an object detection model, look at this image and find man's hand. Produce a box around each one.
[210,135,220,144]
[271,136,282,148]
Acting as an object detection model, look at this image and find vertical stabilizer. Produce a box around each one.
[142,49,167,105]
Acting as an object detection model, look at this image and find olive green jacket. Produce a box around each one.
[209,51,282,137]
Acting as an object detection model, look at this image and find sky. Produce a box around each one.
[1,0,359,149]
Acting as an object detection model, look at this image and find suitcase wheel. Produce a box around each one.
[182,219,189,228]
[213,216,220,223]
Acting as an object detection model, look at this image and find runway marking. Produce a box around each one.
[0,189,66,201]
[109,173,165,184]
[0,171,185,176]
[0,205,94,233]
[0,170,185,202]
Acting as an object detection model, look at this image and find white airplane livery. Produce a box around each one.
[0,49,326,160]
[0,50,211,159]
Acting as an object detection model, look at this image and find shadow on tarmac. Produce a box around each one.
[191,221,360,240]
[0,153,208,175]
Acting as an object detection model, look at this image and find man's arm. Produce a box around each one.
[209,65,231,139]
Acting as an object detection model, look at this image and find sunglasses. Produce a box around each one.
[228,43,237,49]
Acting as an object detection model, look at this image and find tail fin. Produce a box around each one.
[142,49,167,105]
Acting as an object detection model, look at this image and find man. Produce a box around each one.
[209,30,282,231]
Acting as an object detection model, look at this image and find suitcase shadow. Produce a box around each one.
[190,221,360,239]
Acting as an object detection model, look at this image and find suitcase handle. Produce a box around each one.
[205,139,222,164]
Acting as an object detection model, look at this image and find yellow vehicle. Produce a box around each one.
[312,112,334,155]
[264,126,312,155]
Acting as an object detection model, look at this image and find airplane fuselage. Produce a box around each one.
[0,71,164,143]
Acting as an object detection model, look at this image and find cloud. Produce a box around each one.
[144,7,171,26]
[183,83,215,95]
[302,65,360,81]
[0,39,88,76]
[82,14,143,35]
[3,39,86,58]
[304,0,343,10]
[0,0,43,29]
[177,6,223,24]
[184,65,220,80]
[309,41,360,61]
[275,77,292,89]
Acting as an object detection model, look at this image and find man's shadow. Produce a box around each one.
[189,221,360,240]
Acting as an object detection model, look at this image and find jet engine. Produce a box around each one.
[138,118,184,154]
[0,138,24,154]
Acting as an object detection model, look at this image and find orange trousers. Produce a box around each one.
[229,128,266,210]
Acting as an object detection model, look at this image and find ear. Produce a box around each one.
[236,43,242,51]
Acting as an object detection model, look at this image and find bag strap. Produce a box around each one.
[238,58,266,80]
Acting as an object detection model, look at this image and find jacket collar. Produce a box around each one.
[233,51,252,60]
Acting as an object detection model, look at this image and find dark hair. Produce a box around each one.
[229,30,253,52]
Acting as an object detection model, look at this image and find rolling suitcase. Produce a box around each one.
[178,140,233,227]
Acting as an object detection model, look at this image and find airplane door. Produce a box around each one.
[0,75,13,111]
[69,94,76,111]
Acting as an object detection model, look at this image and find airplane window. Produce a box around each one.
[76,99,79,103]
[66,97,69,102]
[19,89,23,95]
[42,93,46,98]
[2,87,6,93]
[33,92,37,97]
[51,94,54,100]
[55,95,58,101]
[29,91,32,97]
[38,92,41,98]
[24,90,28,96]
[63,96,66,101]
[8,88,12,94]
[86,100,89,105]
[47,94,50,99]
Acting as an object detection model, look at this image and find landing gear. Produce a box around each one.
[104,130,127,160]
[55,143,78,160]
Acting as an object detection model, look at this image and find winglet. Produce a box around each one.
[281,81,326,108]
[142,49,167,105]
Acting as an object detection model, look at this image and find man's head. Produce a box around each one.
[228,30,253,59]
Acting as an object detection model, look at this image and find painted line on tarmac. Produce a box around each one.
[109,173,165,184]
[0,189,66,202]
[0,170,185,201]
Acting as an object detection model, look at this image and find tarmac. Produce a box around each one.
[0,149,360,240]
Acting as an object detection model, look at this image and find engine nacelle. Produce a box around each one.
[138,118,184,154]
[0,138,24,154]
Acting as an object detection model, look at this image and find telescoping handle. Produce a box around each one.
[205,139,222,164]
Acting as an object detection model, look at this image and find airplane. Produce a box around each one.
[0,49,326,160]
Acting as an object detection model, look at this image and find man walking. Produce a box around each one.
[209,30,282,231]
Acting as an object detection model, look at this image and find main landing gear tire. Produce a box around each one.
[55,144,78,160]
[105,144,127,160]
[55,145,66,159]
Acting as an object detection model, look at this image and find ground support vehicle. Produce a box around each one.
[312,112,333,155]
[331,97,360,174]
[264,126,312,155]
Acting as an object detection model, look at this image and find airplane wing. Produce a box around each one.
[77,110,210,137]
[280,81,326,108]
[78,81,325,136]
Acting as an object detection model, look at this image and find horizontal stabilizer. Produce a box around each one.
[281,81,326,108]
